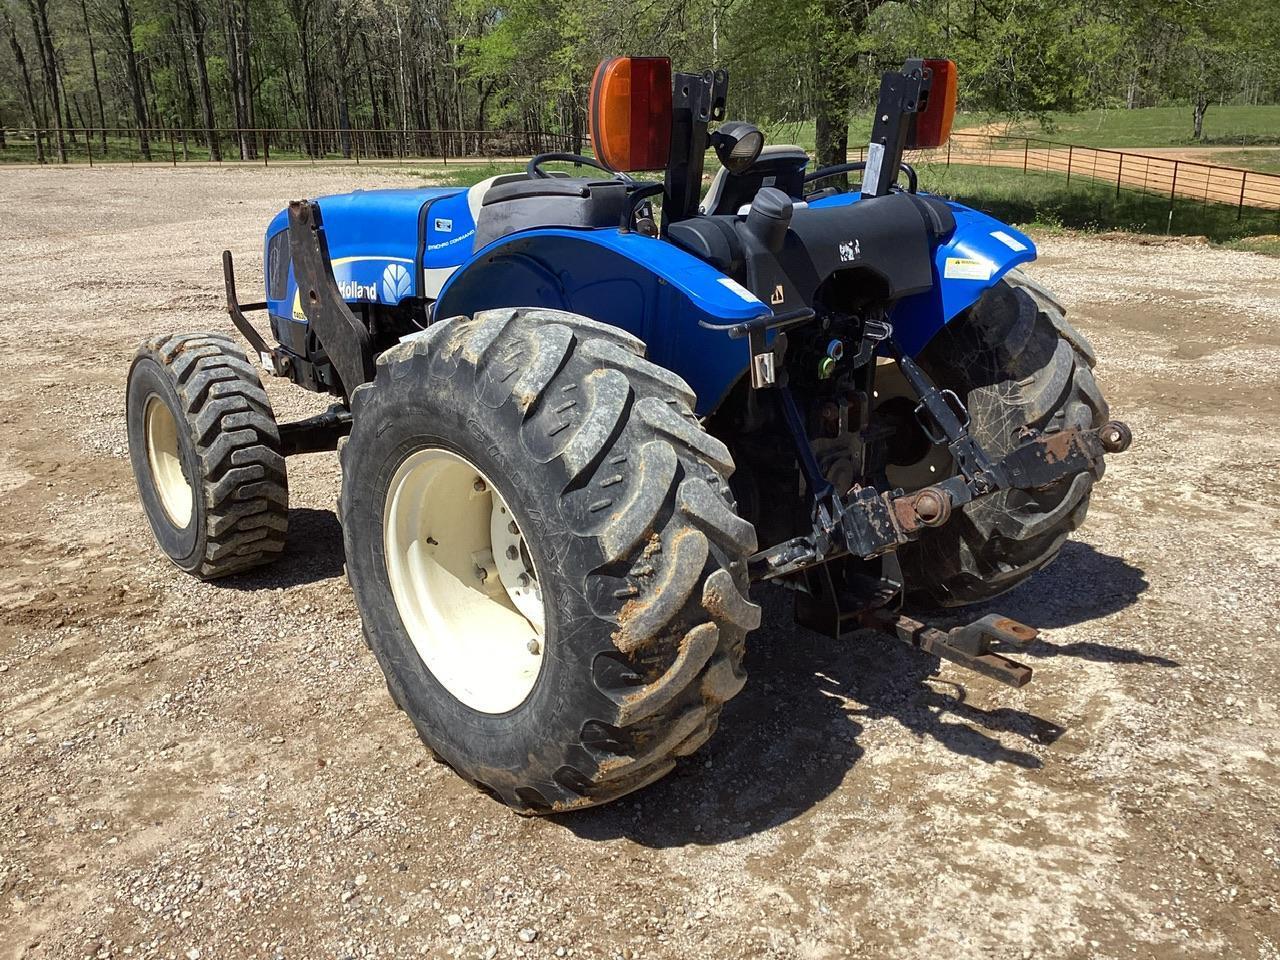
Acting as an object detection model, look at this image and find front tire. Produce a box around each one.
[339,308,760,812]
[126,333,288,579]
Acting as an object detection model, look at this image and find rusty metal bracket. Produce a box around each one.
[862,608,1037,688]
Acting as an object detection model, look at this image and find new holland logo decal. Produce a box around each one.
[381,263,412,303]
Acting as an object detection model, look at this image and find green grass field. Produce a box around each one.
[756,112,990,153]
[1203,149,1280,174]
[977,104,1280,148]
[916,160,1279,250]
[763,105,1280,156]
[411,158,1280,256]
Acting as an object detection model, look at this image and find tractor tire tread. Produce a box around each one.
[343,307,758,813]
[898,274,1109,607]
[135,332,288,579]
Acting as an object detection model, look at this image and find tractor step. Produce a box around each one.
[862,608,1037,688]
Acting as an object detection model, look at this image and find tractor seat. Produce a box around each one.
[700,144,810,216]
[473,178,627,251]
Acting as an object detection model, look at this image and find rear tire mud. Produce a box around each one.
[339,308,760,812]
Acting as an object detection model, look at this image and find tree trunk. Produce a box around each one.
[143,58,163,141]
[1192,93,1208,141]
[185,0,220,160]
[118,0,151,159]
[56,52,78,144]
[26,0,67,161]
[336,66,352,158]
[286,0,318,157]
[814,111,849,169]
[3,10,42,162]
[169,15,196,131]
[237,0,256,158]
[78,0,108,149]
[223,0,252,159]
[812,0,877,177]
[360,35,379,130]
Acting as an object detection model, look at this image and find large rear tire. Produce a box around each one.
[339,308,760,812]
[894,271,1109,606]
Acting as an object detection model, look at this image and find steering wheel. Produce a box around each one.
[527,152,635,184]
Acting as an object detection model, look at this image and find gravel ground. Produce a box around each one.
[1,166,1278,960]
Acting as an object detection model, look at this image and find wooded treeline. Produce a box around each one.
[2,0,1278,163]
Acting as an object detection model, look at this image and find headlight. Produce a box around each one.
[711,121,764,174]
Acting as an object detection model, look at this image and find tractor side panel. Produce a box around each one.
[890,203,1036,356]
[435,229,768,415]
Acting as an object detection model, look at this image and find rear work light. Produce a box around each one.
[909,58,958,149]
[589,57,673,172]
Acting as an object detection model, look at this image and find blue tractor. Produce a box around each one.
[126,58,1131,812]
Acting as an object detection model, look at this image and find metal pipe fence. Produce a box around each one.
[8,124,1279,228]
[914,132,1280,219]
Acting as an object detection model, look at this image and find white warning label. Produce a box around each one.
[943,257,993,281]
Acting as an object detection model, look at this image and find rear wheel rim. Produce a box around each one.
[144,394,193,528]
[382,449,545,714]
[872,358,954,491]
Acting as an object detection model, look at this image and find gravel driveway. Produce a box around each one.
[1,166,1278,960]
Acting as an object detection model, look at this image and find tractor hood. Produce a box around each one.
[263,185,476,318]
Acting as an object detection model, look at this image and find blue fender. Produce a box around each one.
[435,228,770,415]
[889,202,1037,356]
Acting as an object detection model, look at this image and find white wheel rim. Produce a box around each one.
[382,449,545,714]
[144,395,193,527]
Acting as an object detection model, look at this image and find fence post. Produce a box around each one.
[1066,145,1073,186]
[1023,138,1029,174]
[86,132,93,168]
[946,138,951,168]
[262,130,269,166]
[1169,161,1179,204]
[169,128,177,167]
[1237,171,1247,221]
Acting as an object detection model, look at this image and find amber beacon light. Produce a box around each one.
[910,58,958,149]
[589,57,674,172]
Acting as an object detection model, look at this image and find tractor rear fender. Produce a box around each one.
[888,202,1037,356]
[434,228,770,415]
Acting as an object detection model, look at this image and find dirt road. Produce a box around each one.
[914,134,1280,210]
[2,167,1278,960]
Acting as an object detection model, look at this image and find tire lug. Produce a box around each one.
[506,545,519,560]
[472,477,487,493]
[526,638,540,655]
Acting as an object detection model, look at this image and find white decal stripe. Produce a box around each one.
[330,255,415,265]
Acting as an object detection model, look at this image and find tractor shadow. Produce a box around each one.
[218,507,347,590]
[931,540,1171,667]
[559,541,1162,848]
